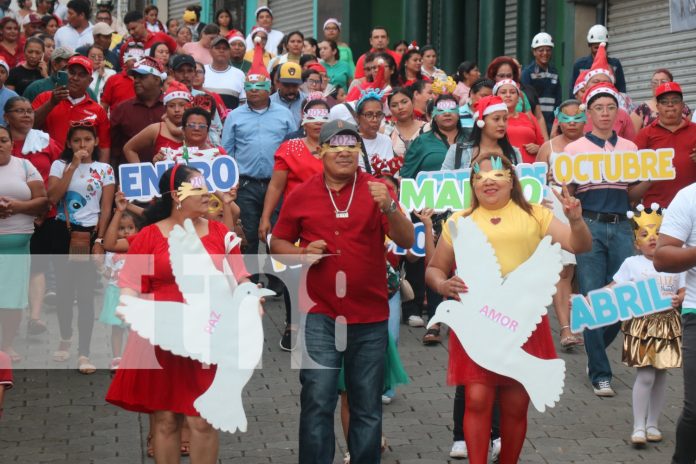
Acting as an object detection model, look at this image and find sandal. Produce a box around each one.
[422,325,441,345]
[52,339,71,362]
[631,428,647,446]
[180,440,190,456]
[77,356,96,375]
[27,318,47,335]
[146,434,154,458]
[646,426,662,442]
[559,325,583,351]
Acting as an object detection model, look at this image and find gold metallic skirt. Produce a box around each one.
[621,310,682,369]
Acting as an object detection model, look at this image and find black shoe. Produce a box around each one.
[279,326,296,352]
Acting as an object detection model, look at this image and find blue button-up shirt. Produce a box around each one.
[222,101,294,179]
[521,62,562,130]
[269,91,306,130]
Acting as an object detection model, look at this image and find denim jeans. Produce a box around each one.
[299,313,388,464]
[575,217,634,384]
[236,177,275,255]
[673,313,696,464]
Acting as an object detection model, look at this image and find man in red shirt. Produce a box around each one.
[32,55,111,162]
[354,27,402,79]
[100,43,144,112]
[271,120,413,463]
[120,10,178,65]
[632,82,696,207]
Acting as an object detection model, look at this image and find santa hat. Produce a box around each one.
[226,30,245,45]
[580,82,620,111]
[492,79,520,95]
[407,41,419,51]
[163,80,192,104]
[584,42,615,84]
[573,70,589,96]
[246,36,270,86]
[473,95,508,128]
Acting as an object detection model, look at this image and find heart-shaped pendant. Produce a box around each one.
[490,217,501,225]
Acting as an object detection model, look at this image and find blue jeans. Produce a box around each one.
[673,313,696,464]
[236,177,275,255]
[575,217,635,384]
[299,313,388,464]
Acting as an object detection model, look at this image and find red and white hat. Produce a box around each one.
[580,82,620,110]
[226,30,245,45]
[163,80,192,105]
[473,95,508,128]
[584,42,615,85]
[492,79,520,95]
[655,81,682,98]
[573,70,589,96]
[67,55,93,75]
[250,26,268,39]
[129,56,167,80]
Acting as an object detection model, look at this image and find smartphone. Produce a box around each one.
[54,70,68,87]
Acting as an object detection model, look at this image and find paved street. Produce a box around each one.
[0,294,683,463]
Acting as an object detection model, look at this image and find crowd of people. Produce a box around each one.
[0,2,694,464]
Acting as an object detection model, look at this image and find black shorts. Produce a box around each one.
[30,218,54,273]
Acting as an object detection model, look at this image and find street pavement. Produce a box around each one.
[0,294,683,463]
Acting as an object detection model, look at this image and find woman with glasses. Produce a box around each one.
[355,91,395,171]
[5,96,61,337]
[631,68,692,135]
[47,121,115,374]
[87,45,116,104]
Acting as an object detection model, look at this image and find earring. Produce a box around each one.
[176,203,182,210]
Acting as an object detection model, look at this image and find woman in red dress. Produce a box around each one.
[425,155,592,464]
[494,79,545,163]
[106,164,250,463]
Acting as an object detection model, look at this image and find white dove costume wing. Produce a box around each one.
[119,220,236,365]
[440,215,566,412]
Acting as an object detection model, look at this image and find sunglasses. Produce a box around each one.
[185,123,208,130]
[69,119,96,127]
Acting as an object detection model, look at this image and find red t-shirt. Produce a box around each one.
[635,119,696,207]
[273,138,323,199]
[101,71,136,109]
[506,112,545,163]
[354,48,402,79]
[120,31,178,65]
[272,171,397,324]
[32,92,111,149]
[12,136,62,184]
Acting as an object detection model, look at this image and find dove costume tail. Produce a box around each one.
[194,371,250,434]
[514,355,566,413]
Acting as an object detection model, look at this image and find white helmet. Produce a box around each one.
[531,32,554,49]
[587,25,609,44]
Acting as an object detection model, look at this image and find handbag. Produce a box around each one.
[63,202,92,262]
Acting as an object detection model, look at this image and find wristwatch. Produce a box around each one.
[382,200,398,215]
[94,238,104,245]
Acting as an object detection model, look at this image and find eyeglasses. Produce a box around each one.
[590,105,618,113]
[185,123,208,130]
[307,78,322,86]
[360,111,384,120]
[69,119,96,127]
[7,108,34,115]
[657,97,682,106]
[496,72,513,79]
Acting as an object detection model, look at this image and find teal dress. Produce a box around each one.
[337,44,355,74]
[322,60,353,90]
[401,131,455,179]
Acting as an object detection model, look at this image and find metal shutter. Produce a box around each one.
[608,0,696,107]
[168,0,190,27]
[504,0,546,59]
[267,0,315,39]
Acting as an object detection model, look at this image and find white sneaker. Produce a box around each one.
[631,428,646,445]
[592,379,616,397]
[449,440,467,458]
[343,451,350,464]
[408,315,425,327]
[646,426,663,442]
[491,438,501,461]
[381,394,392,405]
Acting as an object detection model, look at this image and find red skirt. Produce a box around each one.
[447,315,557,386]
[106,333,216,416]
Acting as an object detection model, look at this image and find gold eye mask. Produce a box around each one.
[177,176,209,202]
[208,193,223,215]
[473,169,512,183]
[636,224,659,245]
[320,143,362,155]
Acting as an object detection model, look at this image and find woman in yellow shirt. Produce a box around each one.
[425,154,592,464]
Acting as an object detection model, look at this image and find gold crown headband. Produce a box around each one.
[627,203,662,243]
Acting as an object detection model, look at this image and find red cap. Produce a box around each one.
[655,81,682,98]
[307,62,327,74]
[67,55,93,75]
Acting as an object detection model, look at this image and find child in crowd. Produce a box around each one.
[610,204,684,446]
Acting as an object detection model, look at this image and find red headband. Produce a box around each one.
[170,163,181,195]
